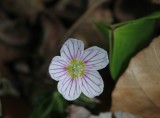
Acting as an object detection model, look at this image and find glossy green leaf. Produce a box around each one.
[96,12,160,80]
[112,19,156,79]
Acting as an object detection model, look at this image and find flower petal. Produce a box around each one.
[81,46,109,70]
[80,71,104,98]
[58,77,81,100]
[60,38,84,61]
[49,56,68,81]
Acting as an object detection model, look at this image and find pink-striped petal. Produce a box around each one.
[49,56,68,81]
[80,71,104,98]
[58,77,81,100]
[60,38,84,61]
[81,46,109,70]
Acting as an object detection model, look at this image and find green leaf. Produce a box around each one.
[52,92,68,113]
[30,92,52,118]
[142,11,160,19]
[96,12,160,80]
[111,19,156,79]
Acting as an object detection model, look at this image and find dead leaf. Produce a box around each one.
[67,105,91,118]
[90,112,142,118]
[67,105,142,118]
[111,36,160,118]
[113,112,142,118]
[90,113,112,118]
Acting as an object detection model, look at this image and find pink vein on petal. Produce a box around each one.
[66,43,73,60]
[84,77,100,93]
[51,70,66,74]
[70,39,75,59]
[81,77,95,97]
[84,50,100,63]
[55,71,68,78]
[85,59,106,66]
[68,79,74,98]
[61,78,72,93]
[85,53,106,63]
[82,49,94,61]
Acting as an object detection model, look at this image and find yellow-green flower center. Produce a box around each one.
[67,59,85,78]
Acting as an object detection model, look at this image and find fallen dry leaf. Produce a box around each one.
[67,105,91,118]
[113,112,142,118]
[67,105,142,118]
[111,36,160,117]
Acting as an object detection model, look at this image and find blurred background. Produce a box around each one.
[0,0,160,118]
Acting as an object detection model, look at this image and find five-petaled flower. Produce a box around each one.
[49,38,109,101]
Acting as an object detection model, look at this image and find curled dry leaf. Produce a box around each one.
[111,36,160,117]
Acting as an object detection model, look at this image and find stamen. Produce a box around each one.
[67,59,85,78]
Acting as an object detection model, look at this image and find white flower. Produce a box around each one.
[49,38,109,101]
